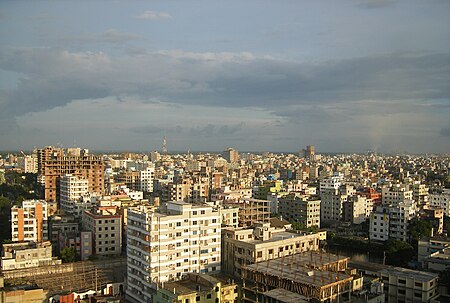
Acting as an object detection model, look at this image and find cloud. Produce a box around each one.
[62,29,140,45]
[129,122,245,137]
[136,10,172,20]
[440,128,450,137]
[0,48,450,134]
[356,0,395,9]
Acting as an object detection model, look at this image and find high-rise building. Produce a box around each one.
[37,146,104,202]
[11,200,48,242]
[222,147,239,163]
[60,174,89,216]
[126,201,221,303]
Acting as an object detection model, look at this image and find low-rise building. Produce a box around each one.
[154,273,238,303]
[278,194,321,228]
[380,266,439,302]
[1,241,61,271]
[222,223,324,277]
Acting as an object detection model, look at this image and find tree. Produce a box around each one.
[440,268,450,289]
[0,196,12,243]
[61,247,76,263]
[384,239,414,267]
[408,218,432,243]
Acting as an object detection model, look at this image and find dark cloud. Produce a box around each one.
[0,48,448,131]
[440,127,450,137]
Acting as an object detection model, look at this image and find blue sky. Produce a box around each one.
[0,0,449,153]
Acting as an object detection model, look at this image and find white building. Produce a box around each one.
[343,195,371,225]
[320,184,355,223]
[1,241,61,270]
[126,201,221,303]
[429,190,450,216]
[60,174,89,216]
[319,173,344,194]
[370,200,416,242]
[139,166,155,193]
[381,186,413,205]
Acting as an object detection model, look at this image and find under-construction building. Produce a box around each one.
[222,222,326,278]
[223,198,271,227]
[242,251,362,303]
[37,146,104,202]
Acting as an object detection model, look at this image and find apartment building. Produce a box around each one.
[82,206,122,256]
[139,166,155,193]
[11,200,48,242]
[369,200,416,242]
[37,146,104,202]
[343,195,372,225]
[412,182,429,206]
[381,186,413,205]
[60,174,89,216]
[126,201,221,303]
[429,189,450,216]
[320,184,355,223]
[380,267,439,302]
[278,194,321,228]
[48,213,79,253]
[222,222,325,277]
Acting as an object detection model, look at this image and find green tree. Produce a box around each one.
[409,218,432,243]
[61,247,76,263]
[440,268,450,289]
[0,196,12,243]
[384,239,414,267]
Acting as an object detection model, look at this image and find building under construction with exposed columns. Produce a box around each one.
[242,251,362,303]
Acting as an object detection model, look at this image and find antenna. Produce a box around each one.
[162,136,167,155]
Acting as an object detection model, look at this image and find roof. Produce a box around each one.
[380,267,439,282]
[263,288,309,303]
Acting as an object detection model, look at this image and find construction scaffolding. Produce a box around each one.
[242,252,354,302]
[2,259,125,295]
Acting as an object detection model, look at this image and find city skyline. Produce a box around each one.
[0,0,449,153]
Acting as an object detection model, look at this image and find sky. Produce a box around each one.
[0,0,449,154]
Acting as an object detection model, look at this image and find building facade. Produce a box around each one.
[126,201,221,303]
[11,200,48,242]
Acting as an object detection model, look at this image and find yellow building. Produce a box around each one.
[154,273,238,303]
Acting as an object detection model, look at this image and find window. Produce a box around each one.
[196,296,200,302]
[398,279,406,284]
[257,251,262,258]
[201,210,205,215]
[193,211,198,215]
[193,221,198,225]
[207,294,212,299]
[176,222,181,227]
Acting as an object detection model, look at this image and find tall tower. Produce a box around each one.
[162,136,167,155]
